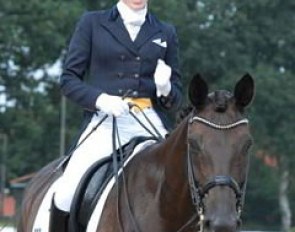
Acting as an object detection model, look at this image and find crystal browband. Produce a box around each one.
[190,116,249,130]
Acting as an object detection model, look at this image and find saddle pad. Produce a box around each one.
[32,157,69,232]
[32,179,60,232]
[86,140,156,232]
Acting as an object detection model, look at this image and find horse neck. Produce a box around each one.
[162,118,188,188]
[157,117,194,219]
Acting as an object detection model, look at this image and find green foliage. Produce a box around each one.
[0,0,84,177]
[251,67,295,159]
[154,0,295,228]
[243,155,280,229]
[0,0,295,228]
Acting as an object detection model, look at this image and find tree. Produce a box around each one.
[1,0,294,229]
[250,67,295,231]
[0,0,84,177]
[154,0,295,229]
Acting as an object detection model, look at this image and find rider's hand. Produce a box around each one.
[95,93,129,117]
[154,59,172,97]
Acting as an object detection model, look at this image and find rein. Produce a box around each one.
[57,95,162,232]
[112,112,249,232]
[59,96,249,232]
[181,116,249,232]
[111,103,163,232]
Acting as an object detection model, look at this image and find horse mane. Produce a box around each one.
[175,105,193,125]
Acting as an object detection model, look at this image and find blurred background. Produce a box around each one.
[0,0,294,231]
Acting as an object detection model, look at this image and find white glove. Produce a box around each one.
[154,59,172,97]
[95,93,129,117]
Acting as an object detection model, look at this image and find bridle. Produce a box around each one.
[180,115,249,232]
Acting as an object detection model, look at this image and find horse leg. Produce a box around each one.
[96,192,122,232]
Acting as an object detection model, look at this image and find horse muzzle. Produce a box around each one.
[202,215,242,232]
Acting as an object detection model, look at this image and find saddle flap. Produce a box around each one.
[68,136,155,231]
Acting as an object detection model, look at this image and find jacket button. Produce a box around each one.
[135,56,141,61]
[118,89,123,94]
[117,72,124,78]
[120,55,126,61]
[132,91,138,97]
[134,73,139,79]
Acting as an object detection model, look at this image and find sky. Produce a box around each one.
[0,59,62,112]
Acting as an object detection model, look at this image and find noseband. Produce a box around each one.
[186,116,249,231]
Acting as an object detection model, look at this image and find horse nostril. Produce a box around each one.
[211,218,238,232]
[203,219,211,229]
[237,218,242,228]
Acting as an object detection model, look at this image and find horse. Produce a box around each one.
[18,73,255,232]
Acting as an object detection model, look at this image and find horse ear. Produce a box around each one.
[234,73,255,108]
[189,73,208,109]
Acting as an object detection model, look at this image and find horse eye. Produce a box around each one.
[242,140,253,154]
[188,137,202,152]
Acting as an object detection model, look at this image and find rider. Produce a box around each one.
[49,0,182,230]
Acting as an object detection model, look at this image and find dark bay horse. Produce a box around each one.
[19,73,255,232]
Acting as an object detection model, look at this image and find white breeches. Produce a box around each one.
[54,108,167,211]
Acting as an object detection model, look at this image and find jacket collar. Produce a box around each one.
[133,13,161,49]
[109,6,152,24]
[100,6,161,54]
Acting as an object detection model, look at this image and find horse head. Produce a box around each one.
[187,74,255,232]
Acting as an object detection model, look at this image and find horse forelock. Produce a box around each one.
[176,90,235,125]
[208,90,233,113]
[176,105,193,125]
[205,90,244,125]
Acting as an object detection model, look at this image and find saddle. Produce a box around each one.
[68,136,156,232]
